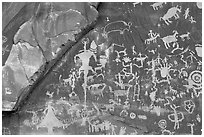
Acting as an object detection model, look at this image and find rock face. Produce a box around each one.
[2,2,99,111]
[2,2,202,135]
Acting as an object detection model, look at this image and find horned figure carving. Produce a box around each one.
[160,5,182,25]
[160,30,178,49]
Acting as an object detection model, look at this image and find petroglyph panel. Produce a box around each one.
[2,2,202,135]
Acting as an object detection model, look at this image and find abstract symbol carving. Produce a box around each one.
[184,100,195,114]
[189,70,202,89]
[130,112,136,119]
[158,119,167,129]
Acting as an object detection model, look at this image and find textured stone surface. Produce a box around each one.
[2,2,202,135]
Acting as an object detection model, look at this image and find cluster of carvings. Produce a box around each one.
[3,2,201,135]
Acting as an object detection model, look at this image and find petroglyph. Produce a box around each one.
[150,2,166,10]
[179,32,190,41]
[168,104,184,130]
[184,100,195,114]
[145,30,160,44]
[102,20,132,38]
[2,2,202,135]
[161,30,178,49]
[160,5,182,25]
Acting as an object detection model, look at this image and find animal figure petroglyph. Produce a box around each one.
[46,91,54,98]
[150,2,166,10]
[161,30,178,49]
[87,83,106,97]
[102,20,132,38]
[110,86,131,100]
[160,5,182,25]
[179,32,190,41]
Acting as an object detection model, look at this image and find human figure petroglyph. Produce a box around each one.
[145,30,160,44]
[168,104,184,130]
[114,72,127,89]
[183,8,190,19]
[46,90,54,98]
[121,61,133,77]
[74,38,97,105]
[2,45,10,55]
[189,16,196,23]
[74,44,97,77]
[37,102,65,134]
[128,71,140,101]
[150,2,166,10]
[133,52,148,68]
[179,32,190,41]
[148,30,155,38]
[114,50,122,63]
[161,30,178,49]
[160,5,182,25]
[187,123,195,135]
